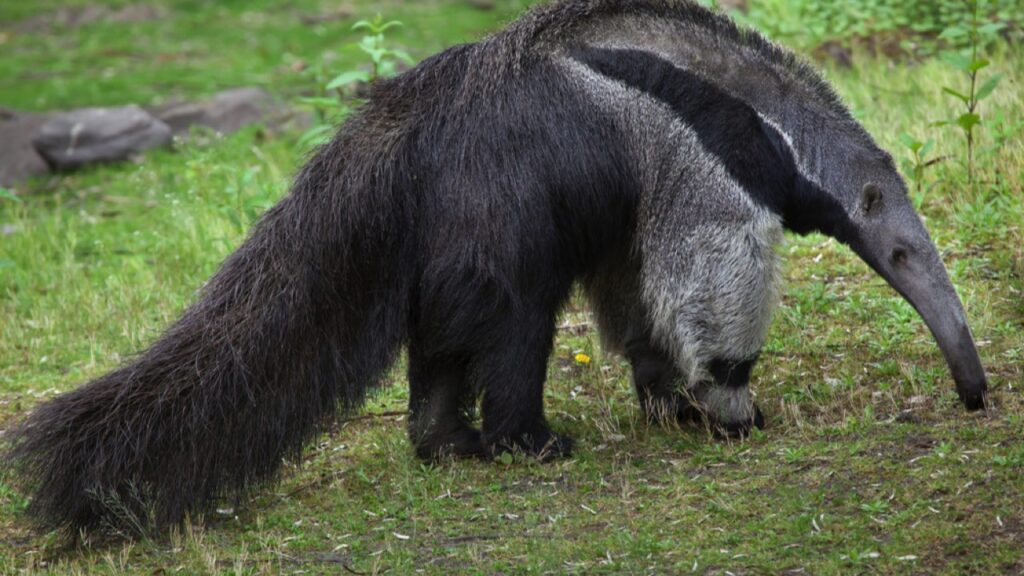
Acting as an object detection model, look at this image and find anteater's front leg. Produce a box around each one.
[637,214,781,438]
[625,338,694,425]
[691,356,765,437]
[626,339,764,436]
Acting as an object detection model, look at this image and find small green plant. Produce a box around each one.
[331,16,413,87]
[935,0,1005,184]
[221,167,277,231]
[737,0,1022,56]
[298,15,414,149]
[859,499,892,515]
[898,133,939,206]
[841,548,880,567]
[0,475,30,516]
[781,446,809,463]
[985,110,1024,156]
[0,186,22,270]
[932,441,955,458]
[0,186,22,204]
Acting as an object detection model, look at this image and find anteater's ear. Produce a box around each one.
[861,183,883,215]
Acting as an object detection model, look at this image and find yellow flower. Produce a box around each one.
[574,353,591,365]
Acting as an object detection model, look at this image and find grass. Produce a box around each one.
[1,0,1023,574]
[0,0,533,111]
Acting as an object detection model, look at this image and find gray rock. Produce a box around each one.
[32,105,172,171]
[465,0,496,10]
[298,7,354,25]
[717,0,748,12]
[151,87,281,137]
[0,108,52,187]
[107,4,166,24]
[15,4,166,33]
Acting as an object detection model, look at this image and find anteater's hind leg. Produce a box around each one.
[407,343,485,460]
[470,307,574,460]
[409,265,571,461]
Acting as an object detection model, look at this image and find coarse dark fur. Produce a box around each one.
[4,0,987,537]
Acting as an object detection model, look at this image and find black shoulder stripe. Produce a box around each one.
[569,46,796,217]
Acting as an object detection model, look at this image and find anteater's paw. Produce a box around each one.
[487,429,574,462]
[959,387,987,411]
[415,426,486,461]
[715,403,765,439]
[640,397,700,428]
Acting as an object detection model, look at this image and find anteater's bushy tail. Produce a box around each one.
[5,126,412,536]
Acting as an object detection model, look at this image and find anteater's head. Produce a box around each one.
[787,144,988,410]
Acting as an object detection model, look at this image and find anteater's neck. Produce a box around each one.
[574,10,876,199]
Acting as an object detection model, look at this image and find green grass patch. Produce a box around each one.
[1,1,1023,574]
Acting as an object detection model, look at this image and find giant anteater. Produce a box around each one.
[6,0,987,535]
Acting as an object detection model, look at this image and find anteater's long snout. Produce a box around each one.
[903,270,988,409]
[849,203,988,410]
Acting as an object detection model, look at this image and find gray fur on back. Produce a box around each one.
[497,0,887,203]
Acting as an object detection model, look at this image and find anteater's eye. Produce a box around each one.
[892,247,908,265]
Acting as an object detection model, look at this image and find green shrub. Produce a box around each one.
[736,0,1022,55]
